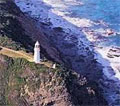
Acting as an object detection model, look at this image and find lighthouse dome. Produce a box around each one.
[35,41,40,46]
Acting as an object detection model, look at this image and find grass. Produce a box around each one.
[0,46,54,68]
[0,46,33,62]
[4,56,58,93]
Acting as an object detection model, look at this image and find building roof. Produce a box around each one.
[35,41,40,45]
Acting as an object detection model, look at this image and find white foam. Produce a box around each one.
[15,0,120,80]
[14,0,120,105]
[15,0,120,81]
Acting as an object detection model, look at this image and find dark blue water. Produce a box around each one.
[68,0,120,47]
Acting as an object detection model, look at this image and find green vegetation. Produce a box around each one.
[0,36,25,51]
[0,55,62,105]
[0,0,34,51]
[0,0,108,106]
[0,55,107,106]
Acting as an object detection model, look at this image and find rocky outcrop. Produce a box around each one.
[0,0,62,63]
[0,55,108,106]
[0,0,108,105]
[0,0,104,81]
[0,0,34,51]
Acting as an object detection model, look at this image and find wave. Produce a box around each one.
[15,0,120,105]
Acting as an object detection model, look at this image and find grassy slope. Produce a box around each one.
[0,55,108,106]
[0,0,34,51]
[0,46,33,61]
[0,0,108,106]
[0,55,67,105]
[0,46,53,68]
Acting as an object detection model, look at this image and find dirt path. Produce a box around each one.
[0,46,53,68]
[0,46,33,62]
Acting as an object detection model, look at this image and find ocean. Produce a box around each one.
[15,0,120,105]
[68,0,120,46]
[47,0,120,47]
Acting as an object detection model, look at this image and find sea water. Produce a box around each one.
[15,0,120,104]
[45,0,120,47]
[66,0,120,47]
[15,0,120,48]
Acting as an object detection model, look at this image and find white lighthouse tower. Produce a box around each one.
[34,41,40,63]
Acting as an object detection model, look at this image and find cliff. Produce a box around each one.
[0,55,107,106]
[0,0,108,106]
[0,0,61,63]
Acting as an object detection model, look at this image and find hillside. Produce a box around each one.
[0,55,107,106]
[0,0,61,63]
[0,0,108,106]
[0,0,34,51]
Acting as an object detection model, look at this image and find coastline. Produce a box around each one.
[14,0,120,105]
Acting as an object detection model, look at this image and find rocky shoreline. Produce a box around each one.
[36,18,120,106]
[13,0,120,105]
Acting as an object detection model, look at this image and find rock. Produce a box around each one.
[53,27,64,32]
[106,29,114,35]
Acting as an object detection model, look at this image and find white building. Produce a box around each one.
[52,63,56,69]
[34,41,41,63]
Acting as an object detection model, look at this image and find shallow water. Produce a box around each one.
[15,0,120,105]
[69,0,120,28]
[15,0,120,47]
[66,0,120,46]
[100,34,120,47]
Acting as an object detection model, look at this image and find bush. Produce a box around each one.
[0,0,34,52]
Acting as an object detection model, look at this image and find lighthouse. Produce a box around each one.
[34,41,40,63]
